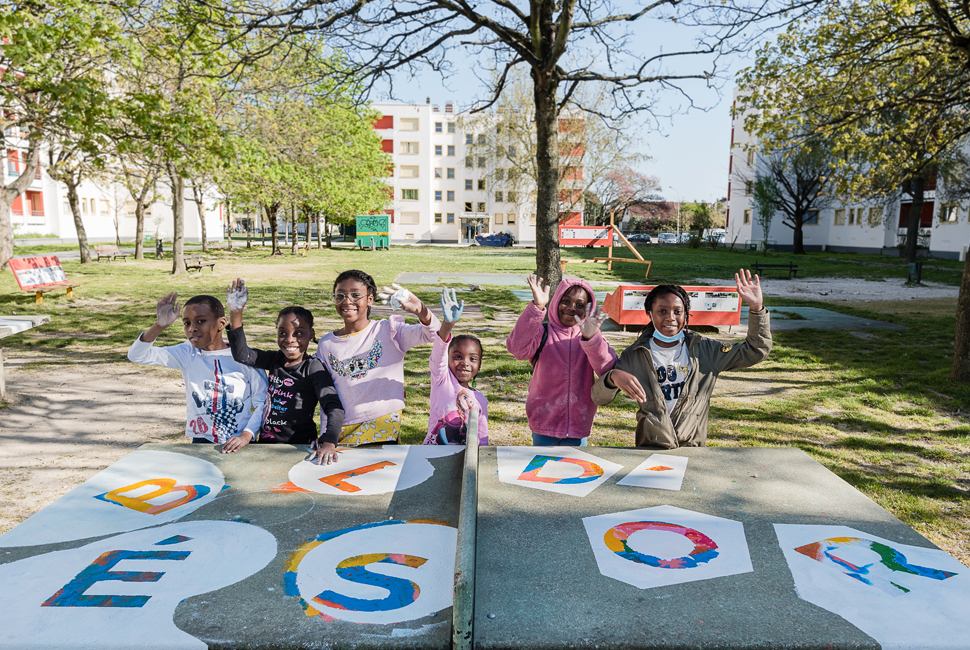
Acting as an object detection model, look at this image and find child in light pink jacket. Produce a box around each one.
[506,275,616,446]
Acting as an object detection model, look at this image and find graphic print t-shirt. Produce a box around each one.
[314,314,439,425]
[649,338,690,414]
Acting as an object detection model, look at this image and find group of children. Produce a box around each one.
[128,268,771,457]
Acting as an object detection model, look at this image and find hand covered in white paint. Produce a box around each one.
[226,278,248,313]
[378,283,412,310]
[155,292,180,329]
[527,274,550,310]
[579,304,608,340]
[440,287,464,323]
[308,440,339,465]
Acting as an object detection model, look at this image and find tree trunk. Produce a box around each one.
[951,251,970,381]
[192,181,208,253]
[532,69,562,288]
[134,202,146,260]
[225,202,233,251]
[792,214,805,255]
[0,140,41,270]
[325,214,332,248]
[168,165,187,274]
[264,202,281,255]
[65,181,92,264]
[114,218,121,247]
[317,211,323,249]
[903,178,924,263]
[291,203,298,254]
[246,222,252,249]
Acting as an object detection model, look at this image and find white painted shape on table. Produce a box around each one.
[584,505,752,589]
[617,454,688,491]
[0,520,276,650]
[294,521,456,625]
[288,445,462,496]
[0,450,223,548]
[496,446,622,498]
[775,524,970,650]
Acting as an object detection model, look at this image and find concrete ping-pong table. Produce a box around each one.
[0,315,50,399]
[1,425,967,649]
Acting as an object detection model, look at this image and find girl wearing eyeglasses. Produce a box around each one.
[314,269,440,445]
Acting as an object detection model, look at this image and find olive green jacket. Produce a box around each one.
[591,309,772,448]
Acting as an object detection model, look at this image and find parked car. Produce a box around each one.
[475,231,516,247]
[657,233,678,244]
[679,232,694,243]
[627,233,652,243]
[704,233,725,244]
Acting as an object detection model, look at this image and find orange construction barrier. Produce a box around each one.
[601,285,742,328]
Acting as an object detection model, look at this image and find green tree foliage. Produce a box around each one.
[751,176,780,254]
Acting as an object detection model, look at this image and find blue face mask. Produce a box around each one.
[653,329,685,343]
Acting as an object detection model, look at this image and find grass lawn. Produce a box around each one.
[1,243,968,564]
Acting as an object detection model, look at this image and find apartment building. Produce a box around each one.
[373,100,583,245]
[727,89,970,260]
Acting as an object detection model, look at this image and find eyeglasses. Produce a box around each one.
[333,292,367,303]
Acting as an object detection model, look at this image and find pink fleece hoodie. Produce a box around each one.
[506,278,617,439]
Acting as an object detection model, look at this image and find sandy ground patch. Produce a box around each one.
[693,276,961,303]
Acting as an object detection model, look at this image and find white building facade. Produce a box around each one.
[727,89,970,260]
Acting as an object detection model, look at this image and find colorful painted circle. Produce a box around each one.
[604,521,719,569]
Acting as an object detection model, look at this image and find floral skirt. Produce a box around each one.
[339,410,402,445]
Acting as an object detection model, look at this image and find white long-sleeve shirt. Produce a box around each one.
[128,336,268,443]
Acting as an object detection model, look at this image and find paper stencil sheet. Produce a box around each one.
[496,446,622,497]
[617,454,688,491]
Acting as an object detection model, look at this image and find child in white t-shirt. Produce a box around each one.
[314,270,439,445]
[127,292,268,451]
[422,288,488,445]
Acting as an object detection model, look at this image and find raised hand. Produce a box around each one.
[735,269,764,312]
[378,283,413,310]
[579,304,609,340]
[527,274,550,311]
[226,278,248,313]
[440,287,464,323]
[155,292,180,329]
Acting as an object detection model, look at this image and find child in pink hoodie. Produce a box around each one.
[506,274,617,445]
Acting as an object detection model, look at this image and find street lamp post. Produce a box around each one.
[668,185,682,239]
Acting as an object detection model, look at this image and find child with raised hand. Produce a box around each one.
[127,292,268,452]
[314,270,440,445]
[225,279,344,464]
[423,288,488,446]
[506,274,616,446]
[591,269,772,449]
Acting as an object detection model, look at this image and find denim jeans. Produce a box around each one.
[531,433,588,447]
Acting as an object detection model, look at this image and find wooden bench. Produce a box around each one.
[184,256,216,273]
[752,261,799,278]
[8,256,83,303]
[298,240,311,256]
[94,244,128,262]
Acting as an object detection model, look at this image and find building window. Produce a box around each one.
[743,209,751,224]
[465,180,473,191]
[507,191,517,202]
[400,118,419,131]
[435,122,443,133]
[804,210,819,225]
[447,190,455,201]
[464,202,473,212]
[495,213,504,225]
[402,189,419,201]
[496,145,505,157]
[400,141,419,154]
[447,122,456,133]
[100,200,110,216]
[435,167,443,178]
[434,212,443,223]
[477,134,486,145]
[400,211,420,224]
[477,202,486,212]
[834,208,846,226]
[507,213,516,224]
[82,199,89,216]
[508,145,516,157]
[465,156,473,168]
[478,179,486,191]
[495,191,504,202]
[940,204,960,223]
[399,165,419,178]
[435,145,443,156]
[495,168,505,180]
[447,168,455,179]
[447,145,455,156]
[746,149,755,166]
[447,212,455,223]
[465,134,474,145]
[530,213,536,225]
[744,180,753,196]
[477,156,486,168]
[868,206,883,226]
[435,190,442,201]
